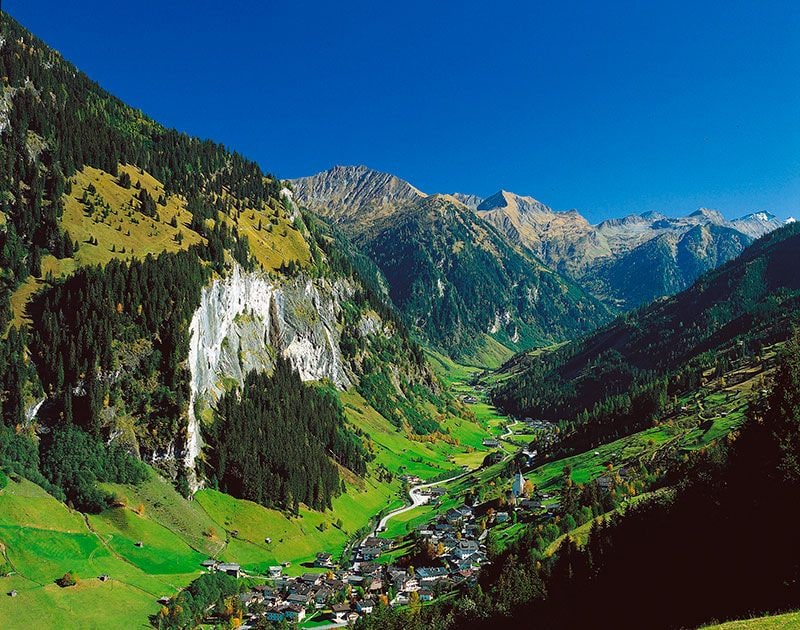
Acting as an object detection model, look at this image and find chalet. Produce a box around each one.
[314,587,332,608]
[452,540,480,560]
[363,536,392,550]
[360,545,382,561]
[457,505,474,519]
[357,562,383,578]
[315,552,334,568]
[134,541,143,548]
[201,559,218,570]
[218,563,241,578]
[463,395,478,404]
[331,603,352,622]
[403,577,420,592]
[8,590,17,597]
[268,565,283,578]
[239,591,262,606]
[519,498,541,511]
[356,599,375,614]
[429,487,446,498]
[265,607,286,622]
[416,566,449,582]
[260,589,282,605]
[285,605,305,622]
[482,438,499,448]
[98,574,110,582]
[323,576,346,591]
[287,592,311,607]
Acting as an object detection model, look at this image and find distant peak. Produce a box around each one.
[738,211,777,222]
[477,189,550,214]
[449,192,484,210]
[689,208,726,223]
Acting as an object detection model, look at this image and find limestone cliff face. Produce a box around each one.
[183,264,360,484]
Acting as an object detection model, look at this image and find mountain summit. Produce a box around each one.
[291,165,424,224]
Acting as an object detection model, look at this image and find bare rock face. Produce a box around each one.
[477,190,612,276]
[291,165,425,227]
[183,264,357,487]
[729,212,785,239]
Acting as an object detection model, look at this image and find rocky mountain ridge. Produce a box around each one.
[292,167,612,360]
[293,166,790,310]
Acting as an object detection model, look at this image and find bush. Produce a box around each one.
[56,571,77,587]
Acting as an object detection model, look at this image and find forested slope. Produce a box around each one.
[493,221,800,458]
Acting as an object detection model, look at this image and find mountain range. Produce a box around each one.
[293,166,612,362]
[295,166,790,313]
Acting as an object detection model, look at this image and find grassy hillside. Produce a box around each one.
[702,611,800,629]
[0,477,201,630]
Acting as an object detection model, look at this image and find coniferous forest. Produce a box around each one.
[204,358,370,512]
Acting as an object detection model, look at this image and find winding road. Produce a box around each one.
[371,419,522,538]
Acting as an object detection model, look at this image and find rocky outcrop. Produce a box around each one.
[184,264,358,485]
[291,165,425,226]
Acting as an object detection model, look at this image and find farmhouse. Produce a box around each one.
[315,552,334,568]
[331,603,352,622]
[217,563,241,578]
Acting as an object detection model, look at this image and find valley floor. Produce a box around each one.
[0,367,512,629]
[0,347,770,629]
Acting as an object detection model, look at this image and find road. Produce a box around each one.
[372,419,522,538]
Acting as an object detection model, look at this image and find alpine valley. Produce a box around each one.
[1,11,799,630]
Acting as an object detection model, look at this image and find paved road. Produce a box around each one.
[372,419,522,537]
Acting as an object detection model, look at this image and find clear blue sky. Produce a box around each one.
[7,1,800,222]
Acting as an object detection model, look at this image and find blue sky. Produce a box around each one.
[7,1,800,222]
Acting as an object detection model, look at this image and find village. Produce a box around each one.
[192,462,562,628]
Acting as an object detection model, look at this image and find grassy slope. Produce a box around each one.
[702,611,800,629]
[0,379,493,628]
[0,478,199,630]
[10,164,310,328]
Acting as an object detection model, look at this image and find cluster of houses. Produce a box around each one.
[199,548,476,627]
